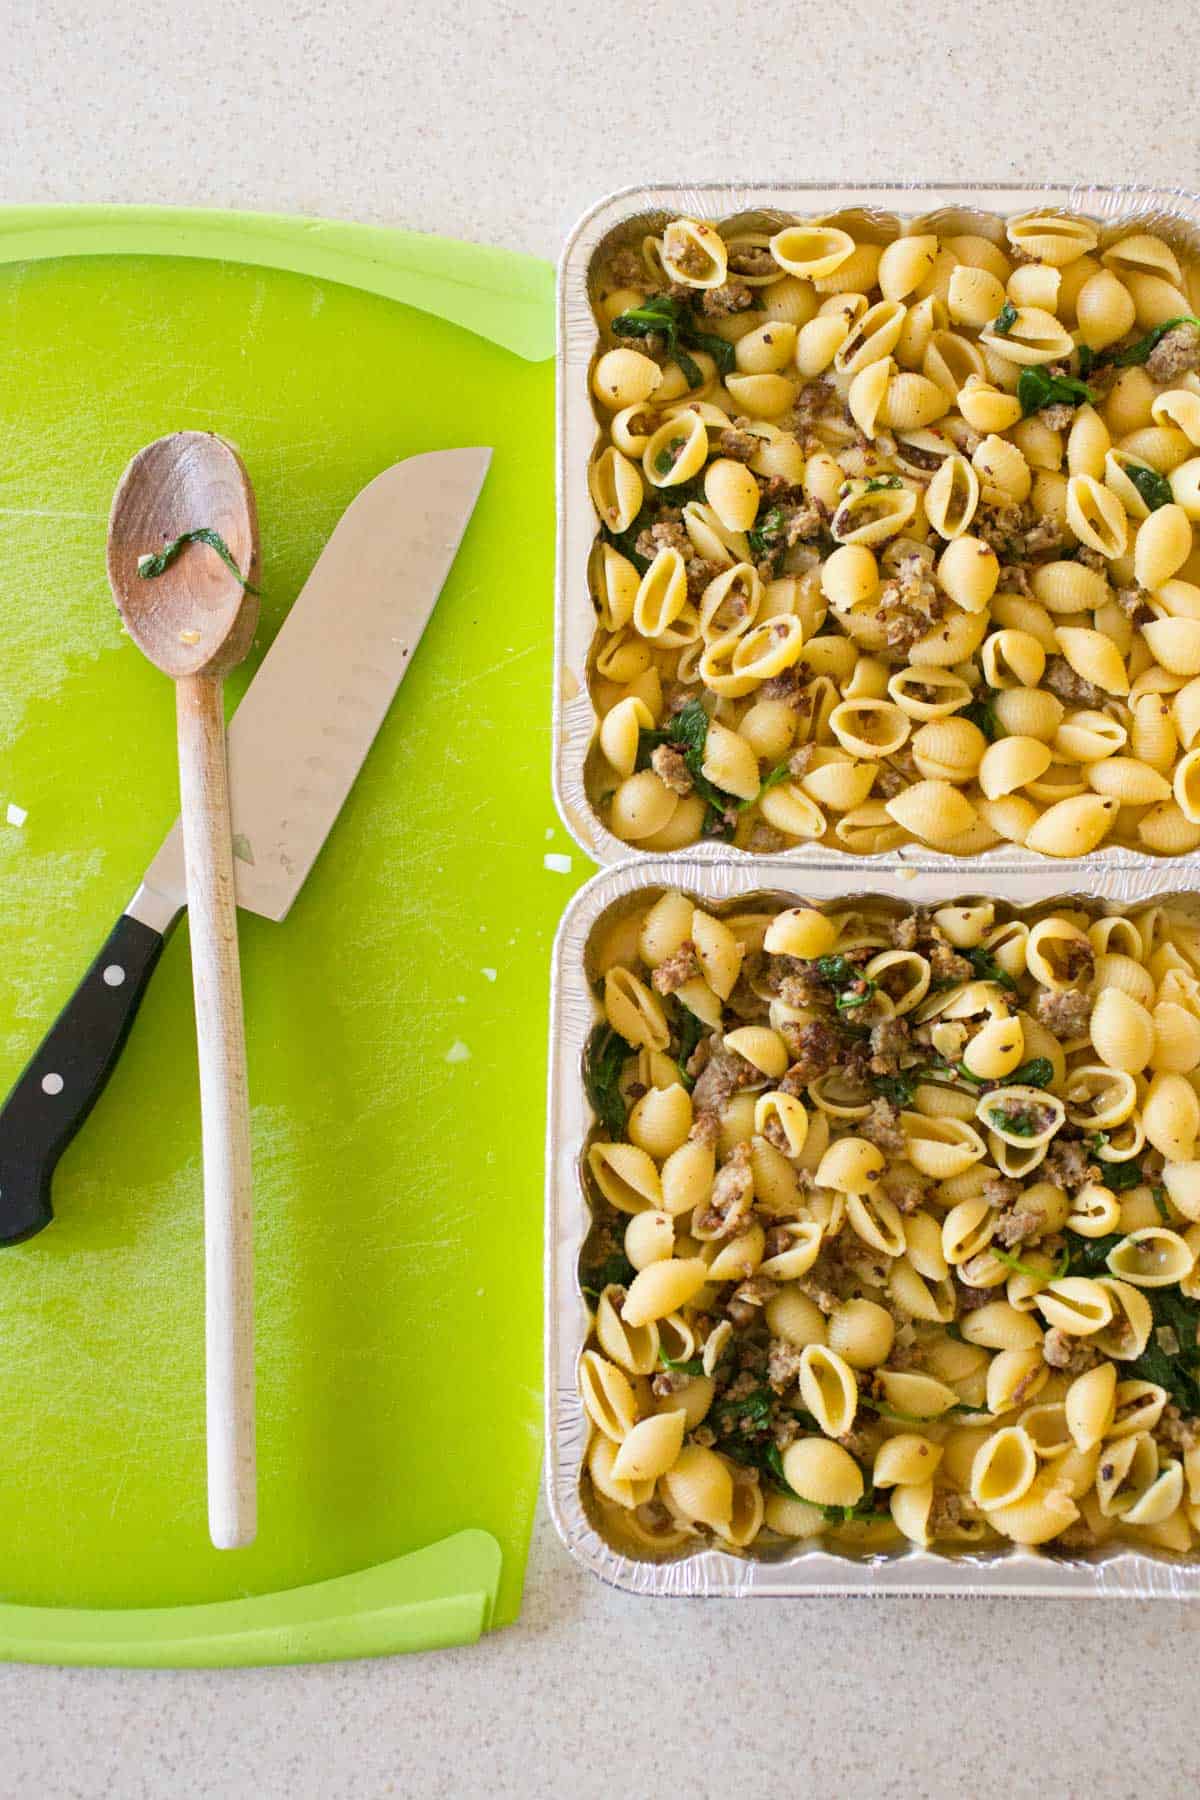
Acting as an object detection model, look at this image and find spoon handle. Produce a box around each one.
[176,672,256,1551]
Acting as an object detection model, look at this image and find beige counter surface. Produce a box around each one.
[3,2,1199,1793]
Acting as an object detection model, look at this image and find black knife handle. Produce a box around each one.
[0,913,166,1244]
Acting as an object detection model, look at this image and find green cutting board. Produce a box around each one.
[0,208,577,1663]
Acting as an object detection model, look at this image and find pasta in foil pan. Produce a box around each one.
[545,855,1200,1596]
[556,184,1200,867]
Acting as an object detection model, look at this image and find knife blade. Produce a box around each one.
[0,446,492,1245]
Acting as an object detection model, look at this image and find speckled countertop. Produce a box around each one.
[3,3,1200,1794]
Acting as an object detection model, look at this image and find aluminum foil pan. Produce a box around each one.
[545,853,1200,1597]
[555,181,1200,870]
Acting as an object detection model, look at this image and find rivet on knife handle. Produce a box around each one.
[0,913,166,1244]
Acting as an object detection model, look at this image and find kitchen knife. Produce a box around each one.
[0,446,492,1245]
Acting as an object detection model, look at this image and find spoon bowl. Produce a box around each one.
[107,431,259,678]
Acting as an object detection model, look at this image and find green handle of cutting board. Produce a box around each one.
[0,1530,501,1666]
[0,204,555,362]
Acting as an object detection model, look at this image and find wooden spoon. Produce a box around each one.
[107,431,260,1550]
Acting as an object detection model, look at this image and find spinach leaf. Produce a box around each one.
[1153,1185,1170,1225]
[1009,1057,1054,1089]
[580,1248,636,1300]
[1125,1288,1200,1413]
[871,1071,917,1107]
[636,697,739,834]
[985,1100,1047,1137]
[670,996,707,1088]
[864,474,903,492]
[1109,315,1200,369]
[815,954,854,983]
[1125,462,1174,512]
[584,1024,634,1138]
[836,978,877,1013]
[1065,1231,1123,1276]
[963,697,1001,742]
[737,757,796,814]
[711,1386,774,1435]
[747,505,786,563]
[610,291,736,387]
[609,293,702,388]
[1097,1156,1143,1192]
[991,299,1018,336]
[1077,343,1095,380]
[137,526,261,595]
[657,1346,705,1375]
[963,945,1017,991]
[1085,1135,1144,1191]
[1017,366,1095,416]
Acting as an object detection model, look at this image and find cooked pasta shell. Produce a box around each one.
[661,218,727,289]
[781,1437,863,1509]
[588,1141,663,1215]
[970,1426,1039,1510]
[1075,269,1137,352]
[936,535,999,614]
[1024,793,1119,856]
[595,1285,660,1376]
[1089,987,1155,1073]
[978,735,1052,799]
[643,411,709,489]
[884,779,977,847]
[1104,1226,1196,1288]
[1065,1360,1117,1452]
[1034,1277,1114,1336]
[661,1443,734,1529]
[579,1350,639,1443]
[798,1344,859,1437]
[621,1256,708,1327]
[604,967,669,1051]
[770,223,856,281]
[1066,474,1128,559]
[1005,212,1098,267]
[1135,503,1192,590]
[878,234,938,302]
[610,1407,687,1482]
[589,445,643,532]
[592,346,663,409]
[980,305,1074,365]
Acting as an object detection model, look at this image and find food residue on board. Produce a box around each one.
[6,803,27,828]
[544,853,572,874]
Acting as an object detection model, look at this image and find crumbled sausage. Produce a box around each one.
[605,246,647,290]
[1146,320,1200,382]
[880,1163,929,1215]
[860,1097,907,1156]
[868,1015,910,1076]
[1039,402,1077,431]
[929,941,973,984]
[1043,1328,1101,1373]
[1045,654,1106,710]
[767,1337,805,1392]
[993,1206,1042,1248]
[1033,985,1093,1037]
[718,423,761,463]
[699,280,755,317]
[651,941,700,993]
[726,1274,778,1327]
[695,1141,754,1238]
[1041,1135,1096,1192]
[650,743,694,798]
[728,244,778,278]
[691,1039,760,1115]
[778,1021,843,1087]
